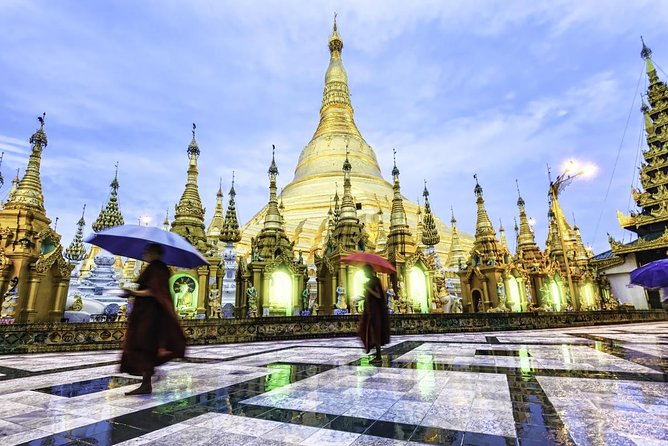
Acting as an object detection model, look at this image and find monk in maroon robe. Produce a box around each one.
[121,243,186,395]
[358,264,390,362]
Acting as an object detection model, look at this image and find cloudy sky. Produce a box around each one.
[2,0,668,254]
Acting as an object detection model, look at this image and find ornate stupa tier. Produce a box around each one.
[253,147,294,259]
[421,182,440,247]
[4,114,49,216]
[220,172,242,243]
[92,164,124,232]
[617,40,668,235]
[171,124,209,252]
[65,204,87,262]
[386,153,414,258]
[470,175,504,266]
[514,184,544,270]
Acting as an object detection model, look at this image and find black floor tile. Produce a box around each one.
[366,420,417,441]
[34,376,141,398]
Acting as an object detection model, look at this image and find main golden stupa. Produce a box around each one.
[239,19,472,260]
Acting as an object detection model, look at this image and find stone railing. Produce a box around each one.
[0,309,665,354]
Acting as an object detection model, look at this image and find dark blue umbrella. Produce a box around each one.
[630,258,668,289]
[84,224,210,268]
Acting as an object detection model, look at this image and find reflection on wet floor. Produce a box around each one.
[0,321,666,445]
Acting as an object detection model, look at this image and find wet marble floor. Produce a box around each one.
[0,321,666,445]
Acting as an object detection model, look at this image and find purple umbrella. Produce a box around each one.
[84,224,210,268]
[630,258,668,289]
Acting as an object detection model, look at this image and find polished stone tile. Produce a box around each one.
[1,322,667,446]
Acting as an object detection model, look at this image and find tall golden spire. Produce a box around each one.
[65,204,87,262]
[263,145,282,231]
[207,177,225,239]
[446,207,468,269]
[163,209,170,231]
[641,37,660,86]
[331,150,366,252]
[311,15,361,140]
[471,175,503,265]
[171,123,208,249]
[421,181,440,247]
[220,172,242,243]
[387,150,414,256]
[253,146,294,259]
[5,113,48,213]
[338,149,358,223]
[92,163,124,232]
[514,180,544,270]
[515,180,538,248]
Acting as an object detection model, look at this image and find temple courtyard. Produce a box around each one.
[0,321,666,445]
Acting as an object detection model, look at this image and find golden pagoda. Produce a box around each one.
[602,39,668,309]
[168,124,220,318]
[171,124,211,254]
[458,175,508,312]
[0,114,72,322]
[545,171,600,311]
[238,18,472,262]
[239,148,306,316]
[512,184,546,310]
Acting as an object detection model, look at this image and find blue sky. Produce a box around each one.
[2,1,668,254]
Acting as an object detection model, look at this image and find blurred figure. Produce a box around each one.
[121,243,186,395]
[358,263,390,362]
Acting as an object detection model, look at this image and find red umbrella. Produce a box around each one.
[341,252,396,274]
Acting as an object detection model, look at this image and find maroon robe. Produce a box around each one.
[358,276,391,352]
[120,260,186,376]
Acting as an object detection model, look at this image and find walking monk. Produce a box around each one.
[121,243,186,395]
[358,264,390,362]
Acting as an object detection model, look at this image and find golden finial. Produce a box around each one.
[329,12,343,53]
[473,173,483,197]
[187,123,200,157]
[641,36,652,59]
[269,144,279,176]
[392,149,399,177]
[78,203,86,225]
